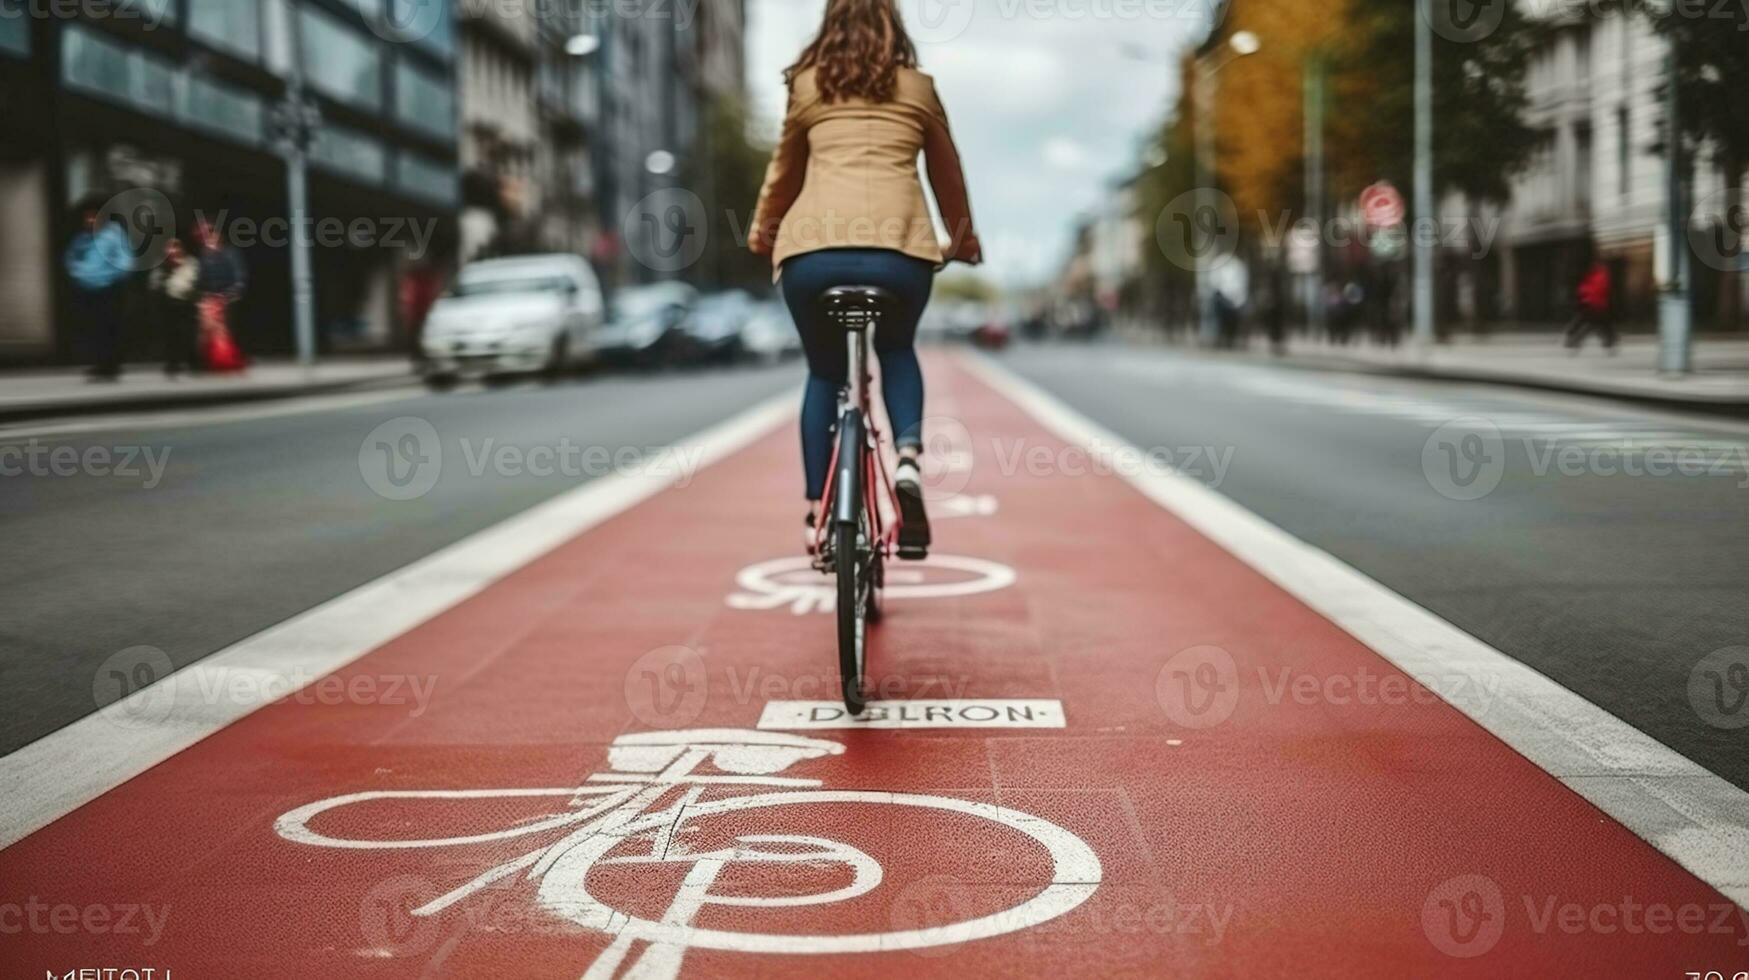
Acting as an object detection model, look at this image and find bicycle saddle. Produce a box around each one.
[820,286,894,328]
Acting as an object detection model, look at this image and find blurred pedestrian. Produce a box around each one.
[399,259,444,358]
[1262,266,1289,357]
[1564,255,1616,353]
[193,218,248,373]
[1369,266,1401,348]
[149,237,200,377]
[64,199,134,381]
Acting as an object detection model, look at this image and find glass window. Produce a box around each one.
[395,60,454,139]
[397,151,457,206]
[300,6,381,110]
[1,0,30,57]
[62,25,175,114]
[311,124,387,184]
[385,0,452,57]
[189,0,261,60]
[142,0,175,25]
[179,75,264,144]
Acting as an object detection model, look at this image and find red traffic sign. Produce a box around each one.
[1360,181,1405,228]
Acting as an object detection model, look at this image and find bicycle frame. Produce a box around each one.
[811,325,900,562]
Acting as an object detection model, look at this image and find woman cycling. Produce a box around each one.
[749,0,982,554]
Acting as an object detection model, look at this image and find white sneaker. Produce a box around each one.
[894,458,930,558]
[895,458,922,490]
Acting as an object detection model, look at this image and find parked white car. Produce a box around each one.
[421,255,604,384]
[740,300,803,364]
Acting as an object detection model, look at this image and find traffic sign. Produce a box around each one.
[1360,181,1405,228]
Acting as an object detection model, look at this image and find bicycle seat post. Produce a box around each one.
[821,286,894,414]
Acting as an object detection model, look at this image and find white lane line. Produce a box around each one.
[0,393,794,851]
[964,351,1749,909]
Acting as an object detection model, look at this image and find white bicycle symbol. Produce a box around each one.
[275,729,1101,978]
[727,554,1017,614]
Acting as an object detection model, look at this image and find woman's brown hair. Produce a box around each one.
[784,0,919,104]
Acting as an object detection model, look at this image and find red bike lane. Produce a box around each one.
[1,355,1742,978]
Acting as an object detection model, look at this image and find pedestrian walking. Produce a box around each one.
[64,199,135,381]
[1564,254,1617,352]
[193,218,248,373]
[149,237,200,377]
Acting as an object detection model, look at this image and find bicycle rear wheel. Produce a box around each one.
[832,411,869,714]
[835,522,867,714]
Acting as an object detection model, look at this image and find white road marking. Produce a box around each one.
[726,554,1017,614]
[274,729,1100,976]
[967,351,1749,910]
[0,394,795,851]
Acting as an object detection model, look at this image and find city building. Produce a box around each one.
[456,0,747,288]
[456,0,535,262]
[1480,12,1741,327]
[0,0,462,364]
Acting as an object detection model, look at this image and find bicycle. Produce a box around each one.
[810,286,927,715]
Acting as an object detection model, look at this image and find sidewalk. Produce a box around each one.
[0,357,418,423]
[1288,333,1749,409]
[1118,323,1749,410]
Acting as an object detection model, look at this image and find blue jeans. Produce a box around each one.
[781,248,934,501]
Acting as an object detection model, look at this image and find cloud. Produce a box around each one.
[1042,137,1092,172]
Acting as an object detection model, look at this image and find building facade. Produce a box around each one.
[456,0,746,288]
[0,0,462,364]
[1491,12,1743,327]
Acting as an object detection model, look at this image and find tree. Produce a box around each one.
[935,274,999,304]
[1325,1,1542,206]
[687,93,775,292]
[1637,3,1749,329]
[1131,93,1200,319]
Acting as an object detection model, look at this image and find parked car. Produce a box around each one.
[919,300,990,344]
[420,255,604,385]
[740,301,803,364]
[683,291,758,365]
[598,282,699,368]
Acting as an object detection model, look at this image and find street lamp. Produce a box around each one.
[1659,48,1692,375]
[1119,31,1261,344]
[269,8,322,369]
[1413,0,1434,349]
[1193,31,1261,345]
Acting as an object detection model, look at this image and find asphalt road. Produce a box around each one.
[0,366,798,754]
[1003,342,1749,791]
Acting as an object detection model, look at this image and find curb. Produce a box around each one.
[1281,353,1749,418]
[0,370,421,425]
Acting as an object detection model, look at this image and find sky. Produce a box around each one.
[745,0,1215,287]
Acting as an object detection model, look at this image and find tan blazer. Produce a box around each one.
[750,67,980,275]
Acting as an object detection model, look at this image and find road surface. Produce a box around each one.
[1,346,1744,976]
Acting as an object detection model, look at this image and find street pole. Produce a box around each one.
[1658,48,1692,375]
[1304,55,1325,337]
[280,8,318,369]
[1412,0,1435,348]
[1194,60,1218,346]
